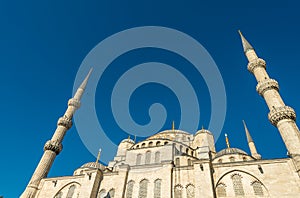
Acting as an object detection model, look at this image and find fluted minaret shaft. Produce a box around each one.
[239,31,300,172]
[21,69,93,198]
[243,120,261,159]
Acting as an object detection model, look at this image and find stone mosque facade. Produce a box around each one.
[20,32,300,198]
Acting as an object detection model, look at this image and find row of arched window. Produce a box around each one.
[133,140,169,149]
[216,174,264,197]
[126,179,162,198]
[98,188,115,198]
[174,184,195,198]
[217,156,248,163]
[136,151,161,165]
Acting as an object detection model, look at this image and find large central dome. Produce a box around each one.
[147,129,193,142]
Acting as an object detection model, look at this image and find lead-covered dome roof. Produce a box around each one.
[215,148,248,158]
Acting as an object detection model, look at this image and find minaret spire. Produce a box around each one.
[242,120,261,159]
[240,31,300,173]
[21,68,93,198]
[238,30,254,53]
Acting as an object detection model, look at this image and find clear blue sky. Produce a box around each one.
[1,0,300,197]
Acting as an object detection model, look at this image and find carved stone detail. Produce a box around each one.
[247,58,266,73]
[57,116,72,129]
[256,79,279,96]
[44,140,63,155]
[268,106,296,126]
[68,98,81,109]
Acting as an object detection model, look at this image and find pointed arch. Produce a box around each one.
[216,183,226,197]
[136,154,142,165]
[154,179,162,198]
[231,173,244,196]
[155,151,160,163]
[138,179,149,198]
[126,180,134,198]
[54,191,63,198]
[252,180,264,196]
[108,188,115,198]
[98,189,106,198]
[66,184,76,198]
[145,151,151,164]
[174,184,183,198]
[186,184,195,198]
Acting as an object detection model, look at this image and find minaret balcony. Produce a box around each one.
[57,116,73,129]
[247,58,266,73]
[256,79,279,96]
[68,98,81,109]
[268,106,296,126]
[44,140,63,155]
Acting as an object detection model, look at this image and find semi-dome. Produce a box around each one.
[81,162,106,170]
[195,128,212,135]
[120,138,135,144]
[215,148,248,158]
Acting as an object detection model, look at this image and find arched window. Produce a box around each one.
[218,159,222,163]
[154,179,162,198]
[145,151,151,164]
[66,185,76,198]
[175,158,180,166]
[187,159,192,166]
[126,181,134,198]
[149,142,153,147]
[155,151,160,163]
[156,141,161,146]
[164,141,168,145]
[98,189,106,198]
[138,179,149,198]
[174,185,183,198]
[179,145,183,153]
[108,188,115,198]
[186,184,195,198]
[229,157,235,162]
[252,181,264,196]
[54,191,63,198]
[136,145,140,148]
[136,154,142,165]
[216,183,227,197]
[141,143,146,148]
[243,157,247,161]
[232,174,245,196]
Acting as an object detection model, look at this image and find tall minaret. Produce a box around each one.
[21,69,93,198]
[242,120,261,159]
[239,31,300,172]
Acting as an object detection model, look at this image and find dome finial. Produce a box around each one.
[95,148,101,163]
[172,121,175,131]
[225,133,231,148]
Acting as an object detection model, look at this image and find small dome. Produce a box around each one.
[121,138,135,144]
[81,162,106,170]
[215,148,248,158]
[195,128,212,135]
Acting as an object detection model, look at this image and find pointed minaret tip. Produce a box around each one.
[243,120,253,143]
[238,30,254,53]
[79,68,93,90]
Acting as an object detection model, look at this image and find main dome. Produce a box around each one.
[147,129,193,141]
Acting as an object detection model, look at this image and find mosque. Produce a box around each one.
[20,32,300,197]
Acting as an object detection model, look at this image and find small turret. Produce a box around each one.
[193,127,216,153]
[116,136,135,157]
